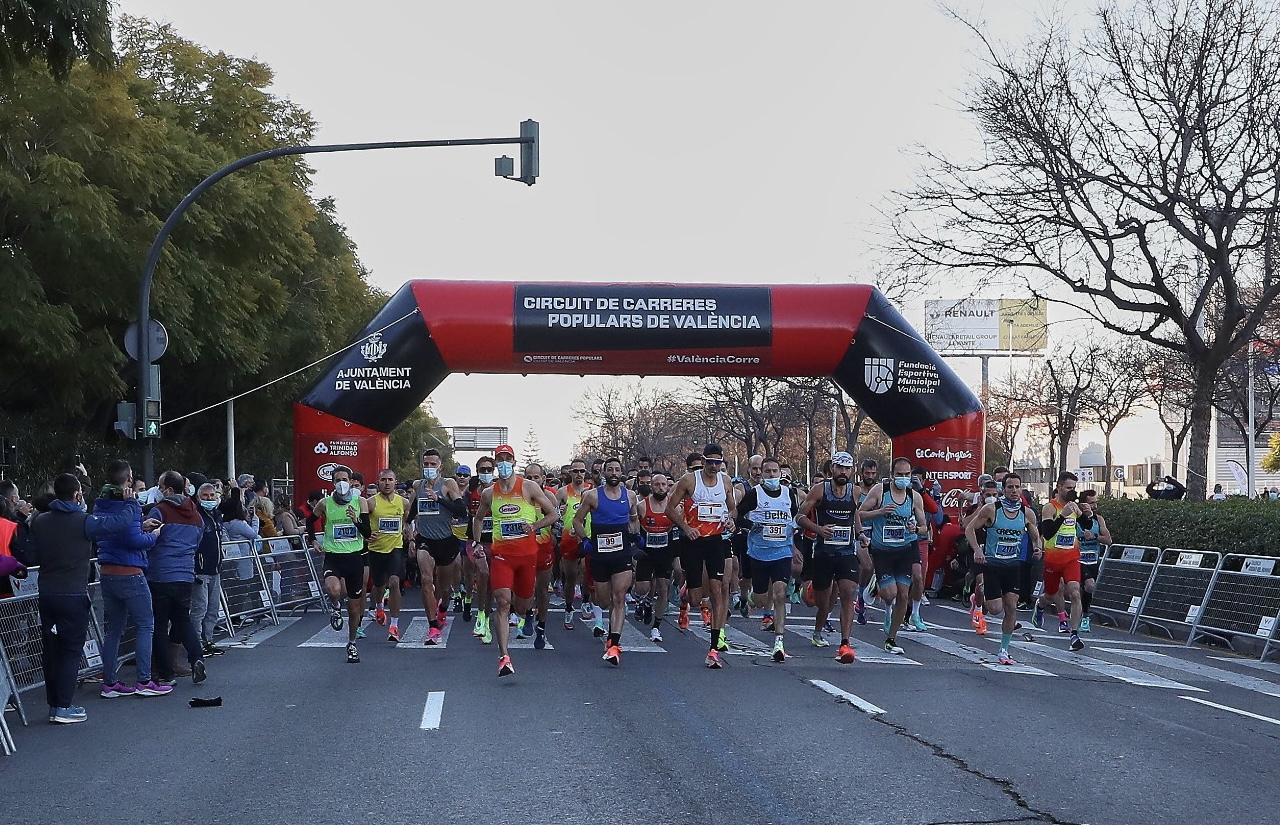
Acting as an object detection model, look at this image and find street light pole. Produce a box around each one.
[135,122,539,482]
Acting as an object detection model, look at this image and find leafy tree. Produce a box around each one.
[888,0,1280,500]
[388,404,452,482]
[0,17,383,488]
[1081,341,1149,495]
[0,0,113,80]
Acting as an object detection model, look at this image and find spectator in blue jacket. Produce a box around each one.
[26,473,136,722]
[191,483,228,656]
[95,459,169,698]
[146,470,208,685]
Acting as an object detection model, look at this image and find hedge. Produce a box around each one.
[1098,497,1280,557]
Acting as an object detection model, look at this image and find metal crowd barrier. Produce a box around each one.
[258,536,323,615]
[1188,554,1280,657]
[219,541,278,627]
[1134,549,1221,640]
[1090,545,1160,632]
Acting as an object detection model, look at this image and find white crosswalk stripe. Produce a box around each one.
[392,617,455,649]
[1011,641,1205,690]
[783,626,922,665]
[909,633,1054,676]
[1100,649,1280,696]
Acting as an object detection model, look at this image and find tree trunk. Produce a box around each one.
[1103,427,1114,498]
[1185,369,1215,501]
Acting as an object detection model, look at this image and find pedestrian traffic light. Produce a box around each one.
[114,402,138,440]
[142,365,161,439]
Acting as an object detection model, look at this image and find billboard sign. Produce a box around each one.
[925,298,1047,352]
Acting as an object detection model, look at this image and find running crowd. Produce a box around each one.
[303,444,1110,678]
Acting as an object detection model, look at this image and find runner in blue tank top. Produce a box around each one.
[965,472,1043,664]
[858,456,928,655]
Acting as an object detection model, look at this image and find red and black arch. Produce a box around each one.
[294,281,982,506]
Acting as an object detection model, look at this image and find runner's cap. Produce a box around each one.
[831,451,854,467]
[495,445,515,460]
[456,465,472,475]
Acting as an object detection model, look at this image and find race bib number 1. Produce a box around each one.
[697,503,725,522]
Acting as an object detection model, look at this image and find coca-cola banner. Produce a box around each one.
[892,412,985,517]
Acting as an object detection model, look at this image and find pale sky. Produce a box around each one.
[115,1,1158,466]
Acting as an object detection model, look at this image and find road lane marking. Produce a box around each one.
[809,679,886,715]
[394,617,454,649]
[225,617,298,648]
[1101,649,1280,697]
[1012,641,1204,690]
[911,633,1055,676]
[1180,696,1280,727]
[783,626,922,665]
[420,691,445,730]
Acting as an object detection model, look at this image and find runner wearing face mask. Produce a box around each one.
[573,458,640,666]
[1037,471,1086,652]
[309,466,372,664]
[634,473,678,642]
[739,457,802,662]
[966,473,1043,664]
[467,457,497,643]
[409,449,467,645]
[472,446,558,677]
[858,457,928,655]
[798,452,863,662]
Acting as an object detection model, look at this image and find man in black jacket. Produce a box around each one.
[26,473,133,724]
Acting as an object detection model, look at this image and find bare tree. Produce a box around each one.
[1082,341,1150,495]
[888,0,1280,499]
[1141,346,1196,478]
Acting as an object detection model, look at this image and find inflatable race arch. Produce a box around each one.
[294,281,983,507]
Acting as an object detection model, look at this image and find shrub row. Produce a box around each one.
[1098,497,1280,557]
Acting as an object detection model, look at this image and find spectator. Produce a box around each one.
[26,473,136,722]
[220,490,259,544]
[1268,487,1279,501]
[146,470,208,685]
[1210,483,1227,501]
[192,483,228,657]
[1146,475,1187,501]
[95,459,169,699]
[252,495,279,538]
[237,473,256,506]
[1,480,33,598]
[274,495,302,536]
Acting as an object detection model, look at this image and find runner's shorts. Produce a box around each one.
[811,553,859,591]
[489,550,536,600]
[1042,553,1082,596]
[368,548,405,586]
[983,562,1021,599]
[323,551,367,600]
[749,557,792,594]
[417,535,461,567]
[679,534,728,588]
[870,546,915,588]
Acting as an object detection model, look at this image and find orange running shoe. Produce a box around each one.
[678,605,690,630]
[374,606,387,626]
[603,644,621,666]
[975,611,988,636]
[700,601,712,627]
[836,643,857,664]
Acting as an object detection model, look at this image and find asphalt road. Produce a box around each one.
[3,593,1278,825]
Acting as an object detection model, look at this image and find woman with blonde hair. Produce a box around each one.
[251,495,279,538]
